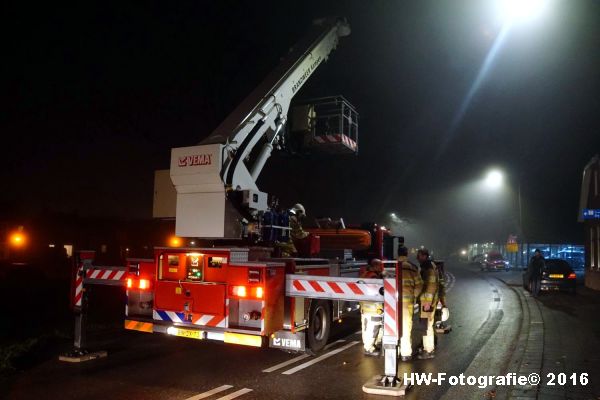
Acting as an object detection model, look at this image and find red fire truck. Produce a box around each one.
[67,17,399,358]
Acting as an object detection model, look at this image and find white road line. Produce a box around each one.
[262,354,311,373]
[215,388,253,400]
[184,385,233,400]
[263,339,346,372]
[281,341,360,375]
[323,339,345,350]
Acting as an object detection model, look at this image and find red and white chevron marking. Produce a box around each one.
[87,268,127,281]
[74,266,84,307]
[314,134,357,151]
[286,275,382,302]
[383,277,399,338]
[192,314,227,328]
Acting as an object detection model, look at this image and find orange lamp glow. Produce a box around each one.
[568,273,577,279]
[9,232,26,247]
[126,278,133,289]
[169,236,182,247]
[138,279,150,290]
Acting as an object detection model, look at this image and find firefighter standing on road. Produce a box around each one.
[527,249,545,297]
[417,248,439,359]
[398,246,423,361]
[360,258,385,356]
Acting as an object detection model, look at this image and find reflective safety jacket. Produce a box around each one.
[399,256,423,305]
[290,214,308,240]
[419,260,439,306]
[437,264,447,306]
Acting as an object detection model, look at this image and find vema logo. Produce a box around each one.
[273,337,302,349]
[178,154,212,167]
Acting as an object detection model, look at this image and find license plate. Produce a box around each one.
[549,274,563,279]
[171,327,203,340]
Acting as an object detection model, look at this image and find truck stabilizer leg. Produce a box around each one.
[362,343,407,396]
[59,289,108,363]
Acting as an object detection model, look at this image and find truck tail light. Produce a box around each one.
[568,273,576,279]
[230,285,263,299]
[127,277,151,290]
[139,279,150,290]
[231,285,247,298]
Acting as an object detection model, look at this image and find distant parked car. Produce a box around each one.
[522,258,577,294]
[480,252,510,271]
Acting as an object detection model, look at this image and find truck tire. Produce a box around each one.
[307,300,331,353]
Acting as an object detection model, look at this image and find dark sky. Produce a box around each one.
[3,1,599,249]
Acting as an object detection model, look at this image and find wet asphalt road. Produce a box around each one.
[2,263,524,400]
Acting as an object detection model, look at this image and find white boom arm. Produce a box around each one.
[169,18,350,238]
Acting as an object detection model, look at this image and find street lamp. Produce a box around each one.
[496,0,549,24]
[485,170,504,189]
[482,168,524,240]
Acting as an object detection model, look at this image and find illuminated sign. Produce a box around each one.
[582,209,600,220]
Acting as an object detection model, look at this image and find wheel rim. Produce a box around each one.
[313,306,328,341]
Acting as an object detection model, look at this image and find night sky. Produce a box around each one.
[3,1,599,250]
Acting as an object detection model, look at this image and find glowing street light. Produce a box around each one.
[485,170,504,189]
[10,232,26,247]
[496,0,549,23]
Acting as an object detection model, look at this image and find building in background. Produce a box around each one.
[578,154,600,290]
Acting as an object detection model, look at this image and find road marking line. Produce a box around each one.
[263,354,311,373]
[185,385,233,400]
[215,388,252,400]
[324,339,346,350]
[281,341,360,375]
[263,339,345,372]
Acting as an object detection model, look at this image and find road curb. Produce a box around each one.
[494,277,542,399]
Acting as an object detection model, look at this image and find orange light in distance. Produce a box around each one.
[9,232,26,247]
[169,236,182,247]
[138,279,150,290]
[568,273,576,279]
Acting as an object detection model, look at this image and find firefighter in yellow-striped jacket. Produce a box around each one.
[398,246,423,361]
[416,248,440,359]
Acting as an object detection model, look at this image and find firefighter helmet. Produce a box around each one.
[291,203,306,216]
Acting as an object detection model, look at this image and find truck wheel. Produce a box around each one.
[307,300,331,353]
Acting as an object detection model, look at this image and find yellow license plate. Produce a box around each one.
[549,274,563,278]
[171,327,203,339]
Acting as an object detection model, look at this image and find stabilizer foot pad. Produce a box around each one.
[362,375,407,396]
[59,350,107,363]
[436,324,452,334]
